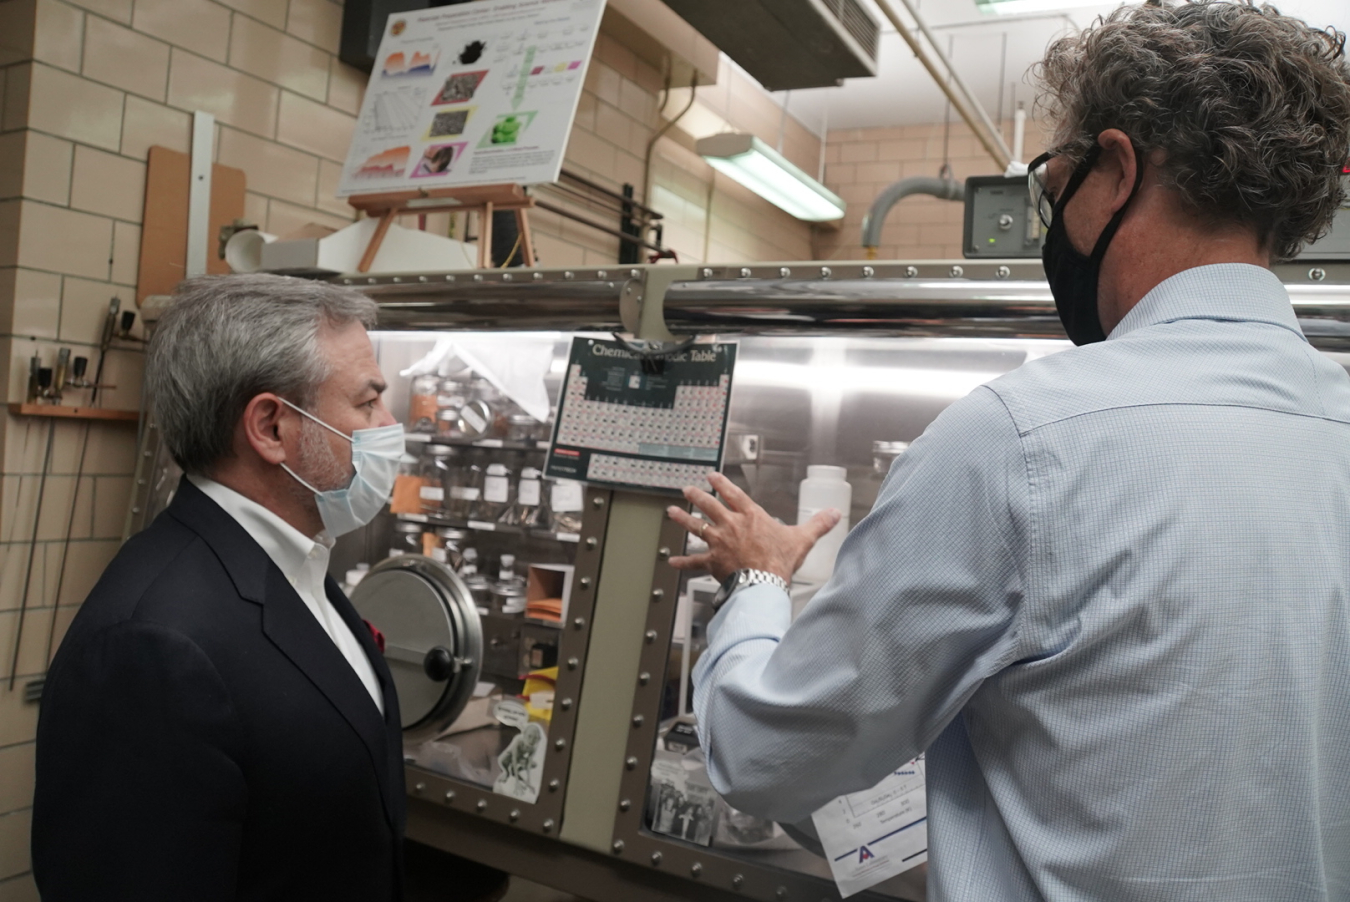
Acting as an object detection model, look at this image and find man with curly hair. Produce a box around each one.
[673,3,1350,900]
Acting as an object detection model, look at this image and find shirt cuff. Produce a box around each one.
[706,582,792,648]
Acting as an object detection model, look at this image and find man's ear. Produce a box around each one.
[240,394,292,466]
[1096,128,1139,215]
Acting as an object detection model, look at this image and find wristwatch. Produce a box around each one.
[711,568,790,612]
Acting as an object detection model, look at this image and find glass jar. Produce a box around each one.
[505,413,537,444]
[418,444,457,514]
[446,447,485,519]
[549,478,585,534]
[431,527,466,570]
[459,547,491,610]
[389,520,423,558]
[501,466,546,527]
[435,375,471,440]
[491,553,527,614]
[473,462,515,522]
[409,373,440,433]
[470,378,510,439]
[389,452,425,515]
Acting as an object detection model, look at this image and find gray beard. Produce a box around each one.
[285,418,352,513]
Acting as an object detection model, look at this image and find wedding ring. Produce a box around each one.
[699,521,709,538]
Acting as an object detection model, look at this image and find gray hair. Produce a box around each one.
[146,274,378,476]
[1035,1,1350,261]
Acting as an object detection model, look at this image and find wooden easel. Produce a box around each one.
[347,183,537,272]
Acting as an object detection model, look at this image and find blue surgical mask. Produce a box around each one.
[280,399,405,537]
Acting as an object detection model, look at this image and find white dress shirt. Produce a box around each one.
[189,475,384,714]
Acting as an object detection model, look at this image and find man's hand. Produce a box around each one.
[667,472,841,583]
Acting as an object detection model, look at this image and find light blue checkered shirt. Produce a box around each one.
[694,264,1350,901]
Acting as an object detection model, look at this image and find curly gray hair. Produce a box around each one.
[1035,1,1350,261]
[146,274,378,476]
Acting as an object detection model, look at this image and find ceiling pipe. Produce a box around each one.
[871,0,1013,171]
[861,176,964,258]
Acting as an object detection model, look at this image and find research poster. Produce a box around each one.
[337,0,604,197]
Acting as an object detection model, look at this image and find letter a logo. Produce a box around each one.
[858,845,874,863]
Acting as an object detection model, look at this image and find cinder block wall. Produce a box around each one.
[815,118,1049,261]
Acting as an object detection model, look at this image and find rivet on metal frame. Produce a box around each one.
[619,799,631,812]
[612,840,625,854]
[542,819,555,833]
[343,278,353,285]
[732,874,745,891]
[651,852,663,866]
[632,714,645,727]
[904,265,918,278]
[630,268,641,279]
[509,809,520,822]
[549,779,560,792]
[444,791,455,804]
[414,782,426,794]
[473,273,484,282]
[533,271,543,281]
[779,267,791,278]
[625,756,639,770]
[367,277,377,284]
[1310,268,1327,281]
[776,887,788,900]
[564,271,575,280]
[567,657,580,670]
[862,266,875,278]
[638,672,651,686]
[597,270,608,279]
[476,800,487,812]
[502,272,513,281]
[645,630,658,643]
[820,266,832,279]
[418,275,428,282]
[592,495,605,508]
[657,547,671,560]
[444,274,455,281]
[949,265,964,278]
[392,276,402,283]
[691,863,703,878]
[701,268,713,279]
[996,265,1011,280]
[554,738,566,751]
[579,577,592,589]
[573,617,586,630]
[585,537,599,550]
[651,589,663,602]
[739,267,752,278]
[560,697,573,710]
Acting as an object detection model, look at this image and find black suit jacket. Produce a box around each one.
[33,478,405,901]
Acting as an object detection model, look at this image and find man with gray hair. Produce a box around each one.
[673,3,1350,900]
[33,275,407,901]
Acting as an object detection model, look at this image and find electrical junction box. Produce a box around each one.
[963,175,1044,259]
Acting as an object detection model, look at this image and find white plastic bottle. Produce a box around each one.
[795,465,851,584]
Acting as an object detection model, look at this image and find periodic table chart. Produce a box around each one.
[545,338,737,495]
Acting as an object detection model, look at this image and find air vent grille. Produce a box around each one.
[826,0,880,60]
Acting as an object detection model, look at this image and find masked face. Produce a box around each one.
[280,399,405,537]
[1029,142,1145,346]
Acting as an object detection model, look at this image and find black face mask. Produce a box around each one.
[1040,144,1145,346]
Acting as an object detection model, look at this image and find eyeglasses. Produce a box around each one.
[1027,150,1058,229]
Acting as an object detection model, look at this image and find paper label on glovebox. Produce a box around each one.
[519,480,541,506]
[810,756,927,898]
[551,481,584,512]
[484,475,509,503]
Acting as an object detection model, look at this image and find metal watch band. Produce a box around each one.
[712,568,790,611]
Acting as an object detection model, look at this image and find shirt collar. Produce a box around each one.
[188,474,333,586]
[1109,263,1303,342]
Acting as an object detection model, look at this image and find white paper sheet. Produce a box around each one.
[810,756,928,899]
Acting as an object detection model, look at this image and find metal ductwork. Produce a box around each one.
[659,0,879,90]
[861,177,965,254]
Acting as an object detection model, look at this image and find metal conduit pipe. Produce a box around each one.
[861,177,965,258]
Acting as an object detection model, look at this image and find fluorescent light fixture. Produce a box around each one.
[696,133,846,222]
[976,0,1118,14]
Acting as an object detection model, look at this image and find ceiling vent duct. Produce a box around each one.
[660,0,880,90]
